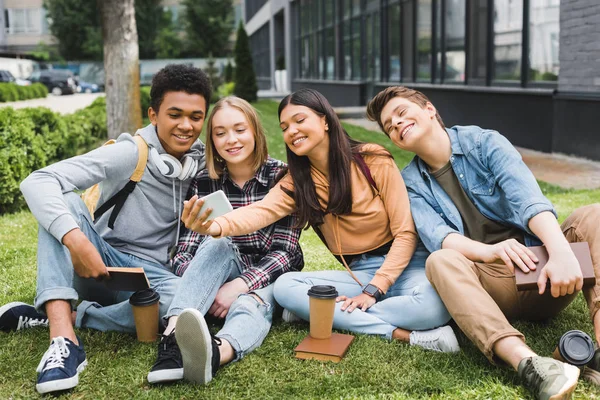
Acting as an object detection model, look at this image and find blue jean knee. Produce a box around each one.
[217,284,274,362]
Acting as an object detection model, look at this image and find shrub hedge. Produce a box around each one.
[0,83,48,102]
[0,97,107,213]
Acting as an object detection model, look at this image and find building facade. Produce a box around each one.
[245,0,600,160]
[0,0,55,53]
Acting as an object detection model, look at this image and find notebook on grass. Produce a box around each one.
[294,333,354,363]
[104,267,150,292]
[514,242,595,291]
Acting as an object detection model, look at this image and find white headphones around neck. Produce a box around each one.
[149,147,198,180]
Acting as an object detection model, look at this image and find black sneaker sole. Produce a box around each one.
[175,309,213,385]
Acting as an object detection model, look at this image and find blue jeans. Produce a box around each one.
[34,192,180,333]
[273,244,451,339]
[167,237,274,362]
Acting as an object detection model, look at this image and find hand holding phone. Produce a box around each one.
[197,190,233,221]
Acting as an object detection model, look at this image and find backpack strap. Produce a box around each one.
[94,135,149,229]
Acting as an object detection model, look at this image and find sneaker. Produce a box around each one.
[35,336,87,394]
[0,302,49,332]
[175,309,221,385]
[518,356,579,400]
[582,348,600,386]
[409,325,460,353]
[147,332,184,384]
[282,308,302,323]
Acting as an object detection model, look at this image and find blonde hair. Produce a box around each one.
[205,96,268,179]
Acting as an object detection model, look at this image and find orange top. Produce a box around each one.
[213,144,417,293]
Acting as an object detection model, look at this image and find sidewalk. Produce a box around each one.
[0,93,104,114]
[339,114,600,191]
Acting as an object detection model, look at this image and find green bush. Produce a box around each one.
[140,86,151,117]
[234,22,258,102]
[0,108,47,213]
[0,83,18,102]
[0,82,49,102]
[0,98,107,213]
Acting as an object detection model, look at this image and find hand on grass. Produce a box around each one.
[181,195,222,236]
[209,278,249,319]
[337,293,376,313]
[62,228,109,279]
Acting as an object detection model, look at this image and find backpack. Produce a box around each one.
[81,135,149,229]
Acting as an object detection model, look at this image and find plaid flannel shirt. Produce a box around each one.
[172,157,304,290]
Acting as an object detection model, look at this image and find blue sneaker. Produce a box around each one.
[36,336,87,394]
[0,302,48,332]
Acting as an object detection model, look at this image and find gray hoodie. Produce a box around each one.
[20,124,205,267]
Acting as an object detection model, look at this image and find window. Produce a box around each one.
[388,2,401,81]
[417,0,432,82]
[4,8,42,35]
[528,0,559,82]
[250,24,271,79]
[493,0,523,81]
[445,0,466,82]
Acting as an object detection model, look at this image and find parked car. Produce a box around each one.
[77,80,100,93]
[29,69,77,95]
[0,69,31,86]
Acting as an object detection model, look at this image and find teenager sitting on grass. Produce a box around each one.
[0,64,211,395]
[147,96,304,386]
[182,88,459,353]
[367,86,600,400]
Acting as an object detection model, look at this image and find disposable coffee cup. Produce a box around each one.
[129,288,160,342]
[307,285,338,339]
[552,330,595,367]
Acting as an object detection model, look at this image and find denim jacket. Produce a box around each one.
[401,125,556,253]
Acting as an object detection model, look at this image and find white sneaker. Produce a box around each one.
[281,309,302,323]
[409,326,460,353]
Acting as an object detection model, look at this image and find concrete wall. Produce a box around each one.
[558,0,600,92]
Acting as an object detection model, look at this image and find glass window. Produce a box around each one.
[402,0,415,81]
[529,0,559,82]
[343,18,353,79]
[434,0,442,82]
[325,27,335,79]
[493,0,523,81]
[5,8,42,34]
[417,0,432,82]
[250,24,271,78]
[388,4,401,81]
[352,17,362,80]
[445,0,466,82]
[467,0,488,82]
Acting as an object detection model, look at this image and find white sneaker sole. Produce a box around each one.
[147,367,184,384]
[438,326,460,353]
[549,363,580,400]
[35,359,87,394]
[282,309,302,323]
[175,309,213,385]
[582,365,600,386]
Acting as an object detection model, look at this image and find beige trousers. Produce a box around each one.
[425,204,600,362]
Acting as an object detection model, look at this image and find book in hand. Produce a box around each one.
[514,242,595,291]
[294,333,354,363]
[103,267,150,292]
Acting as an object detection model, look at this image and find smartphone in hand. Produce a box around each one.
[198,190,233,221]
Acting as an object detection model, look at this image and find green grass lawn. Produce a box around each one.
[1,100,600,399]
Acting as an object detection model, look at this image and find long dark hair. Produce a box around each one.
[278,88,390,229]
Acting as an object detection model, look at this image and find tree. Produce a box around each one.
[154,9,183,59]
[224,60,234,83]
[44,0,170,61]
[183,0,233,57]
[44,0,102,60]
[135,0,163,59]
[100,0,142,139]
[233,23,258,102]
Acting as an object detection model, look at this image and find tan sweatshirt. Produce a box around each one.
[213,144,417,293]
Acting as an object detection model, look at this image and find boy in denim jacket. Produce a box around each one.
[367,86,600,400]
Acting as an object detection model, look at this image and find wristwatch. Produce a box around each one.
[362,284,382,301]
